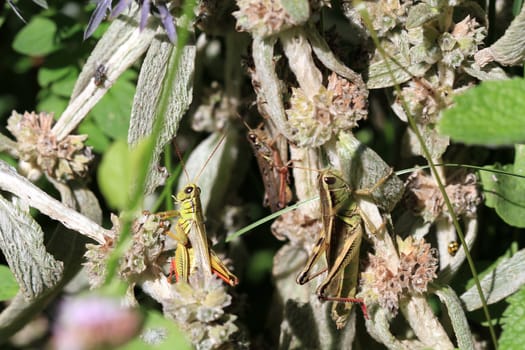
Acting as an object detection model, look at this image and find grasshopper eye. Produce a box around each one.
[248,133,257,143]
[323,176,336,185]
[184,186,193,194]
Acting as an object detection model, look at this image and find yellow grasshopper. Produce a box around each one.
[296,169,391,328]
[158,135,239,287]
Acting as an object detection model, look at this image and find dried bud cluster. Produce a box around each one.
[396,79,451,125]
[165,275,244,350]
[287,73,368,147]
[234,0,294,37]
[440,16,486,69]
[84,212,167,288]
[7,111,93,181]
[271,210,322,245]
[404,170,481,223]
[359,237,438,314]
[352,0,411,36]
[119,212,168,282]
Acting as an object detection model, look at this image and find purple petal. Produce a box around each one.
[157,4,177,43]
[110,0,132,19]
[139,0,151,31]
[84,0,113,40]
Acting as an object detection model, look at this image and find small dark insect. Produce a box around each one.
[448,241,459,256]
[94,64,108,87]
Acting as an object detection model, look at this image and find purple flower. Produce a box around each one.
[84,0,177,43]
[84,0,113,40]
[52,296,143,350]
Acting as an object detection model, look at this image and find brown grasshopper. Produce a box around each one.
[297,169,391,328]
[243,120,292,212]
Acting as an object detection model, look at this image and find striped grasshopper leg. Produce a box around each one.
[170,242,239,287]
[246,125,292,212]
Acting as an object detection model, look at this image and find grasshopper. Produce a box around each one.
[157,135,239,287]
[245,122,292,212]
[162,183,239,286]
[297,169,391,328]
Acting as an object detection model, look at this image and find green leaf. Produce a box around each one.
[120,310,191,350]
[246,250,274,284]
[499,286,525,350]
[480,145,525,228]
[0,265,19,301]
[98,138,152,210]
[36,94,68,116]
[0,95,16,117]
[50,68,78,97]
[98,141,132,210]
[78,119,111,153]
[37,66,74,86]
[91,72,135,140]
[440,79,525,145]
[12,17,60,56]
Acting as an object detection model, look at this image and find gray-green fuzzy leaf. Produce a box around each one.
[0,196,63,300]
[474,5,525,67]
[460,248,525,311]
[128,37,195,195]
[434,285,474,350]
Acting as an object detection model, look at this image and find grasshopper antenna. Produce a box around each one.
[174,142,190,183]
[193,132,228,184]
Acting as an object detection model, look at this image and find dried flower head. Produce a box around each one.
[395,78,452,124]
[234,0,294,37]
[397,236,438,293]
[287,73,368,147]
[119,211,168,282]
[84,214,121,288]
[84,212,167,288]
[344,0,411,37]
[271,210,321,245]
[163,274,243,349]
[359,237,438,315]
[404,170,481,223]
[84,0,177,43]
[52,296,143,350]
[6,111,93,182]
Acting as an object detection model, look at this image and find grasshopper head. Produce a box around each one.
[320,170,353,192]
[176,183,201,202]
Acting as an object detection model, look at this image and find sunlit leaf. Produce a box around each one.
[12,17,59,56]
[499,285,525,350]
[0,265,19,301]
[98,141,132,210]
[480,145,525,228]
[440,79,525,145]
